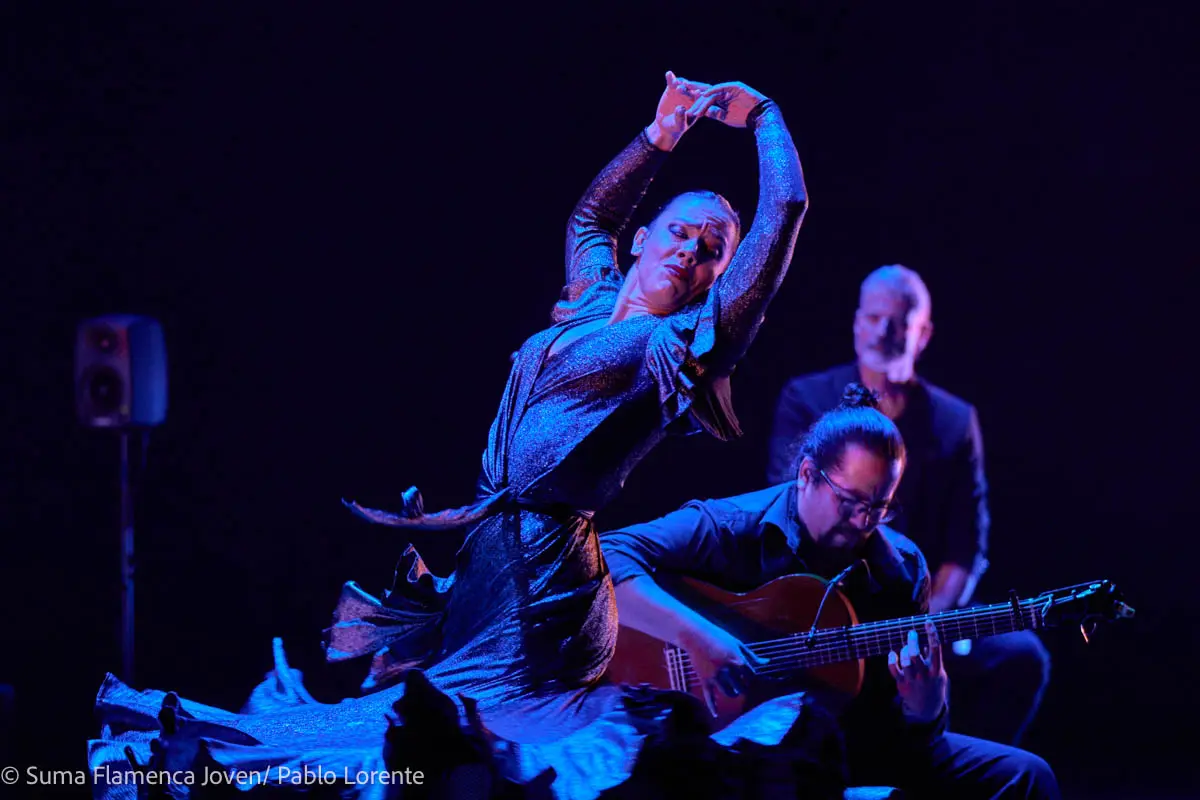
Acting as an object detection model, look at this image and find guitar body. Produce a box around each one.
[606,574,1134,731]
[606,573,865,729]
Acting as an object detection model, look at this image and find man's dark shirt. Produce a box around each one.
[767,363,989,589]
[601,482,945,754]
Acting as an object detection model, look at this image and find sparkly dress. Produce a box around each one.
[90,101,810,800]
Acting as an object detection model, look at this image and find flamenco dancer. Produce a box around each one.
[90,72,812,799]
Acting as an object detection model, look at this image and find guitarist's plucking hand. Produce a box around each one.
[677,618,767,717]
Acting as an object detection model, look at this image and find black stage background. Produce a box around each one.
[2,2,1194,795]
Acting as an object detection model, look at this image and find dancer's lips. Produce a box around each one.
[663,263,690,283]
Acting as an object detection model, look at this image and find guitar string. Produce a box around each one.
[749,601,1036,655]
[673,619,1035,683]
[673,617,1032,685]
[676,618,1032,686]
[664,604,1039,685]
[760,605,1033,661]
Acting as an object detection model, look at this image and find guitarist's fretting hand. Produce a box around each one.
[887,620,948,725]
[678,624,768,718]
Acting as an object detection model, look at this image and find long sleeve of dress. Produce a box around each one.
[563,130,670,291]
[645,103,808,441]
[703,102,808,377]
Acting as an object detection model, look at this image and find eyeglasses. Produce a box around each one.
[817,469,899,527]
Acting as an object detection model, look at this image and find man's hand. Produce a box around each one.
[646,70,713,151]
[887,620,947,725]
[678,623,767,718]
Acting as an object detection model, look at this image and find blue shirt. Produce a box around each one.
[767,363,990,594]
[600,481,945,754]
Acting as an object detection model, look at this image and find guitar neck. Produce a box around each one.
[647,579,1126,702]
[741,598,1041,670]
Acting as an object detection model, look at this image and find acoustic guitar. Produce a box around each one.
[605,575,1134,729]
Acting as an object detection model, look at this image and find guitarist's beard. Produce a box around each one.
[808,525,873,576]
[821,525,871,557]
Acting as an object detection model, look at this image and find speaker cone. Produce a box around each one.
[86,366,124,414]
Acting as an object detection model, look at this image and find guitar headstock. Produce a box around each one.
[1031,580,1135,642]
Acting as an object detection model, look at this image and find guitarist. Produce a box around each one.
[601,384,1059,799]
[766,264,1050,747]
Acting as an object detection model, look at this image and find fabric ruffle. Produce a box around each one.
[89,665,832,800]
[645,288,742,442]
[325,543,455,693]
[548,262,742,443]
[551,268,622,325]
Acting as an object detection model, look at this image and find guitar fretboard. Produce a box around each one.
[665,598,1042,686]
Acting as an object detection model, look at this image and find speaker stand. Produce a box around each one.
[119,431,135,685]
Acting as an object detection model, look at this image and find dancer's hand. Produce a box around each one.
[888,620,948,725]
[690,81,769,129]
[646,70,712,151]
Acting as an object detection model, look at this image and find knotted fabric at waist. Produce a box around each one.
[329,483,596,693]
[342,484,595,530]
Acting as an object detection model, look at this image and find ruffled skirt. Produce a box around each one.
[89,665,842,800]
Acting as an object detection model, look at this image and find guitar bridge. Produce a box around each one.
[664,644,687,692]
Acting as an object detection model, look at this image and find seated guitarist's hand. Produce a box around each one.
[678,624,768,718]
[888,620,948,725]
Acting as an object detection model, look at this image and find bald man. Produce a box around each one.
[766,265,1050,747]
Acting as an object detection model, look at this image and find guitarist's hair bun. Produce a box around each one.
[836,383,880,412]
[788,381,905,482]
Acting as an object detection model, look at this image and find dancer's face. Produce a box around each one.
[629,195,737,313]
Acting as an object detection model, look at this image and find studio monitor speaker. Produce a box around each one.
[75,315,167,428]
